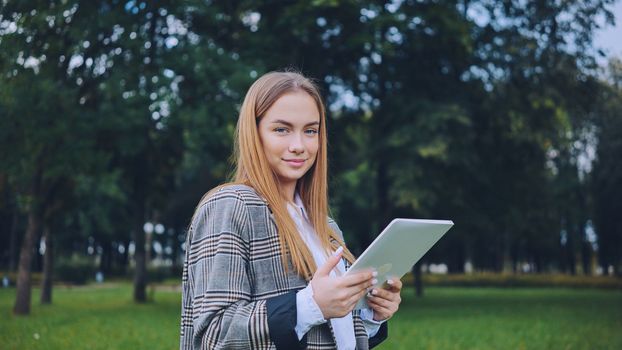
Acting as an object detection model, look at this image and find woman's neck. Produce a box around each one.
[280,180,298,203]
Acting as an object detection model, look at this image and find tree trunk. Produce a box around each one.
[511,243,519,273]
[120,239,131,270]
[13,202,42,315]
[413,262,423,297]
[40,225,53,304]
[533,252,542,273]
[494,231,505,272]
[133,200,147,302]
[145,229,152,265]
[9,210,19,272]
[566,226,577,275]
[100,240,111,274]
[502,232,513,273]
[581,240,592,275]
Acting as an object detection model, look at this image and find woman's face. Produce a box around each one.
[258,91,320,190]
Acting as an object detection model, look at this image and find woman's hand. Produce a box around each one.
[367,277,402,321]
[310,247,376,319]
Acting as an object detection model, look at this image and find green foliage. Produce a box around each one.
[591,59,622,275]
[125,266,182,283]
[54,256,96,285]
[1,0,621,294]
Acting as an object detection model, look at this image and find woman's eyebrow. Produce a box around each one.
[271,119,320,127]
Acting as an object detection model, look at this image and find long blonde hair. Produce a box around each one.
[196,71,355,280]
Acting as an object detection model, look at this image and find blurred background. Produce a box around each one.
[1,1,621,349]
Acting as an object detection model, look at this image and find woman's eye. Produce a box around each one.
[274,127,288,133]
[305,129,319,135]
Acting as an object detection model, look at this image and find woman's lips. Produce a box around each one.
[283,159,306,167]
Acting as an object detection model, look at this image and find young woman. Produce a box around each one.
[180,71,402,350]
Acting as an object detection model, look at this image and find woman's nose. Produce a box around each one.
[288,133,304,153]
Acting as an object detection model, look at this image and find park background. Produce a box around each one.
[1,0,621,349]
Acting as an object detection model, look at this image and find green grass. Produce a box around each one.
[379,287,622,350]
[0,284,180,349]
[1,285,621,349]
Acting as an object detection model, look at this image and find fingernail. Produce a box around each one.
[372,271,378,277]
[372,279,378,285]
[333,246,343,256]
[387,279,394,285]
[371,289,378,295]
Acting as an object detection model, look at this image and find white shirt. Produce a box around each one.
[288,193,384,349]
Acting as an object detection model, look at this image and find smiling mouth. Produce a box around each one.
[283,159,307,166]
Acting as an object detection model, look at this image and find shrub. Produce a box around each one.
[125,265,182,283]
[400,272,622,289]
[54,256,96,285]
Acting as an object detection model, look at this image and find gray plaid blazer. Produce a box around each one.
[180,184,387,350]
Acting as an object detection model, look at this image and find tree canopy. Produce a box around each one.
[1,0,620,314]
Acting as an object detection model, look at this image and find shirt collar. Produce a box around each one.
[292,192,310,221]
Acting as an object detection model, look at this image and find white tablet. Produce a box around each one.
[344,218,454,309]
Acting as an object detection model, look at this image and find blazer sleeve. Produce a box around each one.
[180,189,301,350]
[369,322,388,348]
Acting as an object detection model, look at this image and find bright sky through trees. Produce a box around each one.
[595,1,622,61]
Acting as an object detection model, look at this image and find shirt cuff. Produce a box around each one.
[360,307,385,337]
[295,284,327,339]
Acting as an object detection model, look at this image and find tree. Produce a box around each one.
[0,33,103,314]
[592,58,622,276]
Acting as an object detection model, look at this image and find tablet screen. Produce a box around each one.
[344,218,453,309]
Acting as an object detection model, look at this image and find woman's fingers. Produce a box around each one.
[345,286,368,308]
[314,247,344,278]
[320,273,401,317]
[367,285,401,320]
[385,277,403,292]
[367,298,392,313]
[367,298,394,321]
[369,287,400,303]
[367,293,394,308]
[343,280,373,301]
[341,271,376,287]
[343,276,402,306]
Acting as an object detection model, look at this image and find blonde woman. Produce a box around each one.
[180,71,402,350]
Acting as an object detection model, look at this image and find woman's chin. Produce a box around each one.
[278,169,309,183]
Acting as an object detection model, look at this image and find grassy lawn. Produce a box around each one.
[0,284,180,349]
[1,284,620,349]
[381,287,622,350]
